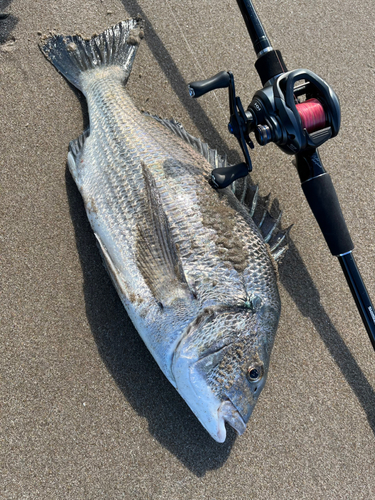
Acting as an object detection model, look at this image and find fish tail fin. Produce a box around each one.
[39,18,144,92]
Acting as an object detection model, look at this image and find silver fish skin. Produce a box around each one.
[41,19,284,443]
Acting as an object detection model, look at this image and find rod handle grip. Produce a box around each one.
[302,173,354,255]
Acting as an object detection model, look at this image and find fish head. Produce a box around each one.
[172,297,280,442]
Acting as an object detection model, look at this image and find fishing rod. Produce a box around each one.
[188,0,375,350]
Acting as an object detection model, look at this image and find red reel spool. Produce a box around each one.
[296,98,326,133]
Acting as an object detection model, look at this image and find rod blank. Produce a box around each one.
[339,253,375,350]
[236,0,272,55]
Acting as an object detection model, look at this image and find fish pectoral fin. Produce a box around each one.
[136,162,194,307]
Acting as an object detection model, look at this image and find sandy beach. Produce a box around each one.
[1,0,375,498]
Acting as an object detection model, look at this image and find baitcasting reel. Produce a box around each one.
[188,67,341,189]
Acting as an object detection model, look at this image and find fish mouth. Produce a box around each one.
[172,343,247,442]
[218,400,247,437]
[172,306,252,442]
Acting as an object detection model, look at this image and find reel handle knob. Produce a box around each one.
[188,71,231,98]
[210,163,249,189]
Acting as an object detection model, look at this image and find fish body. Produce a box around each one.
[41,20,286,442]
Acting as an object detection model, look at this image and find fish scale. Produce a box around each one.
[41,19,287,443]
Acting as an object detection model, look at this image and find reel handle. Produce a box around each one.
[210,163,249,189]
[189,71,254,188]
[188,71,231,98]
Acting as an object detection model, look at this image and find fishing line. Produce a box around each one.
[296,98,326,133]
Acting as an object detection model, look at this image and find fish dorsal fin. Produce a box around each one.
[143,113,229,171]
[233,176,290,261]
[136,162,194,307]
[144,113,289,261]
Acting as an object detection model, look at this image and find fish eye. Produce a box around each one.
[247,365,264,382]
[251,295,262,310]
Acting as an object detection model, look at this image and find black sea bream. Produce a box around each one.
[41,19,287,442]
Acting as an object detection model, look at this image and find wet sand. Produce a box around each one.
[1,0,375,498]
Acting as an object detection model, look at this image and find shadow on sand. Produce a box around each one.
[64,2,375,476]
[0,0,17,45]
[65,169,236,477]
[279,241,375,431]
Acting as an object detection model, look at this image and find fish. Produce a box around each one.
[40,19,288,443]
